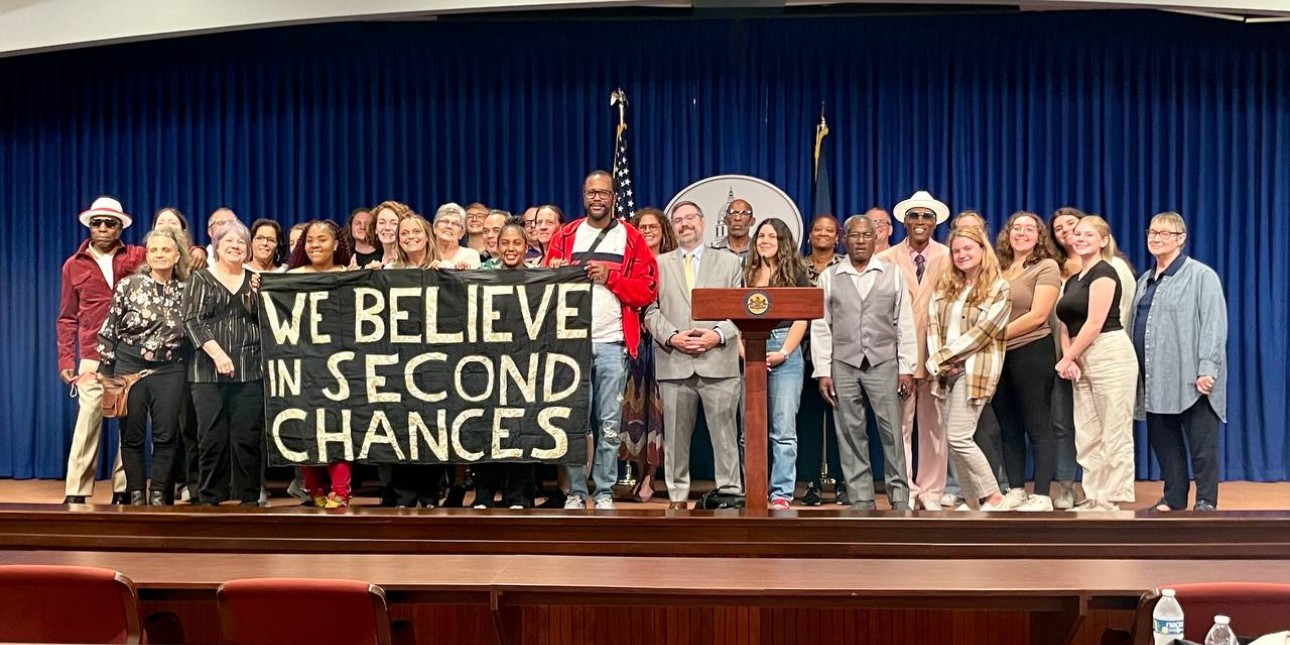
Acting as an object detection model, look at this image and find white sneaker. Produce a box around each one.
[955,503,973,511]
[508,505,524,510]
[178,485,191,503]
[563,497,586,510]
[980,500,1003,511]
[1017,494,1054,512]
[920,497,943,511]
[472,504,488,510]
[940,493,963,508]
[286,477,309,502]
[594,497,615,510]
[996,488,1028,511]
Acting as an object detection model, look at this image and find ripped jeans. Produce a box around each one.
[568,342,630,502]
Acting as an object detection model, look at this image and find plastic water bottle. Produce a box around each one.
[1153,588,1185,645]
[1204,615,1237,645]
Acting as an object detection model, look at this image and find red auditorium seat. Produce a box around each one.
[216,578,394,645]
[1103,582,1290,645]
[0,564,141,644]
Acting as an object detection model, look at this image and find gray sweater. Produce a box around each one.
[1130,257,1228,422]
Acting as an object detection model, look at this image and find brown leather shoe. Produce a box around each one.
[667,501,687,510]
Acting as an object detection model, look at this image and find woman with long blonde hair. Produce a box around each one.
[1054,215,1138,511]
[926,226,1011,511]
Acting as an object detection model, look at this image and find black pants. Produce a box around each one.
[991,339,1058,496]
[171,381,200,493]
[473,463,537,508]
[1148,397,1221,509]
[391,465,445,507]
[117,360,184,495]
[191,381,264,505]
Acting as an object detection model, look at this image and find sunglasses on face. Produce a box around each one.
[905,212,936,222]
[90,218,121,229]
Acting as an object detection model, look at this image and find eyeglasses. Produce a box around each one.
[638,223,663,232]
[727,210,753,219]
[253,235,278,244]
[1146,229,1183,239]
[673,213,702,224]
[437,220,463,229]
[89,218,121,229]
[867,219,890,229]
[904,211,936,222]
[584,189,613,199]
[1010,224,1039,234]
[845,232,876,241]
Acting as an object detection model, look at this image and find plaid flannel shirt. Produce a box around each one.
[925,278,1011,402]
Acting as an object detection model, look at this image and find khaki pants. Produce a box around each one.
[938,380,1000,502]
[1073,332,1138,504]
[64,359,126,497]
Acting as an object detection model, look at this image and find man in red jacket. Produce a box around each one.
[545,170,659,509]
[57,197,146,505]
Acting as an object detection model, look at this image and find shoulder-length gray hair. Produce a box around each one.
[139,226,193,281]
[211,220,252,265]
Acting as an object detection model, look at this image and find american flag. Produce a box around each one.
[612,121,636,221]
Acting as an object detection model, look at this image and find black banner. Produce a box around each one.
[257,268,592,466]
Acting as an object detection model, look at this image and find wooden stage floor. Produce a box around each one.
[1,479,1286,645]
[2,478,1286,510]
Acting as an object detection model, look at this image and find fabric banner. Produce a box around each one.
[257,268,592,467]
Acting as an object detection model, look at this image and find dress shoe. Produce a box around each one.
[1193,501,1217,512]
[110,492,131,505]
[849,501,877,512]
[667,501,687,510]
[149,490,170,506]
[444,485,467,508]
[833,484,849,506]
[129,491,147,506]
[801,481,823,506]
[62,495,87,505]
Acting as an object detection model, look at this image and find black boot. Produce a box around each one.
[149,489,169,506]
[834,483,850,506]
[111,492,131,505]
[129,491,147,506]
[802,481,823,506]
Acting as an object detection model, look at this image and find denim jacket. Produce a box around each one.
[1130,258,1228,422]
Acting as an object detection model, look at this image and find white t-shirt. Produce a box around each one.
[88,245,114,286]
[571,221,627,343]
[442,246,482,270]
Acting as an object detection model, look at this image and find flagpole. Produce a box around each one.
[610,88,628,222]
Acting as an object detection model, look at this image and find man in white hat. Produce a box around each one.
[877,190,952,510]
[57,196,146,505]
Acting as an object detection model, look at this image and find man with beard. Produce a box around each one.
[645,201,744,510]
[58,196,146,504]
[545,171,659,509]
[812,216,914,510]
[710,198,755,259]
[877,190,952,510]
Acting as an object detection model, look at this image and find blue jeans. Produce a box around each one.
[767,329,804,501]
[568,342,629,502]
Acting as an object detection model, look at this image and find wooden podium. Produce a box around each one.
[692,288,823,511]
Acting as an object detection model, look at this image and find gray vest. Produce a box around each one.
[827,262,902,370]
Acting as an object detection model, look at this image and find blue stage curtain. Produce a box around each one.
[1,11,1286,481]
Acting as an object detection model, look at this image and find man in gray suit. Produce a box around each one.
[811,216,915,510]
[644,201,744,510]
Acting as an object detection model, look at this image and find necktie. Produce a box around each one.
[914,253,926,283]
[684,251,696,292]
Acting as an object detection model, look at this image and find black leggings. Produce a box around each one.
[117,360,185,495]
[991,339,1057,496]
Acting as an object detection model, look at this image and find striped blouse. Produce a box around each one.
[182,268,262,383]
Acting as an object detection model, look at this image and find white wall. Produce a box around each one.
[1,0,1287,58]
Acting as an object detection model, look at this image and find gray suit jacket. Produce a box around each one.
[644,246,743,381]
